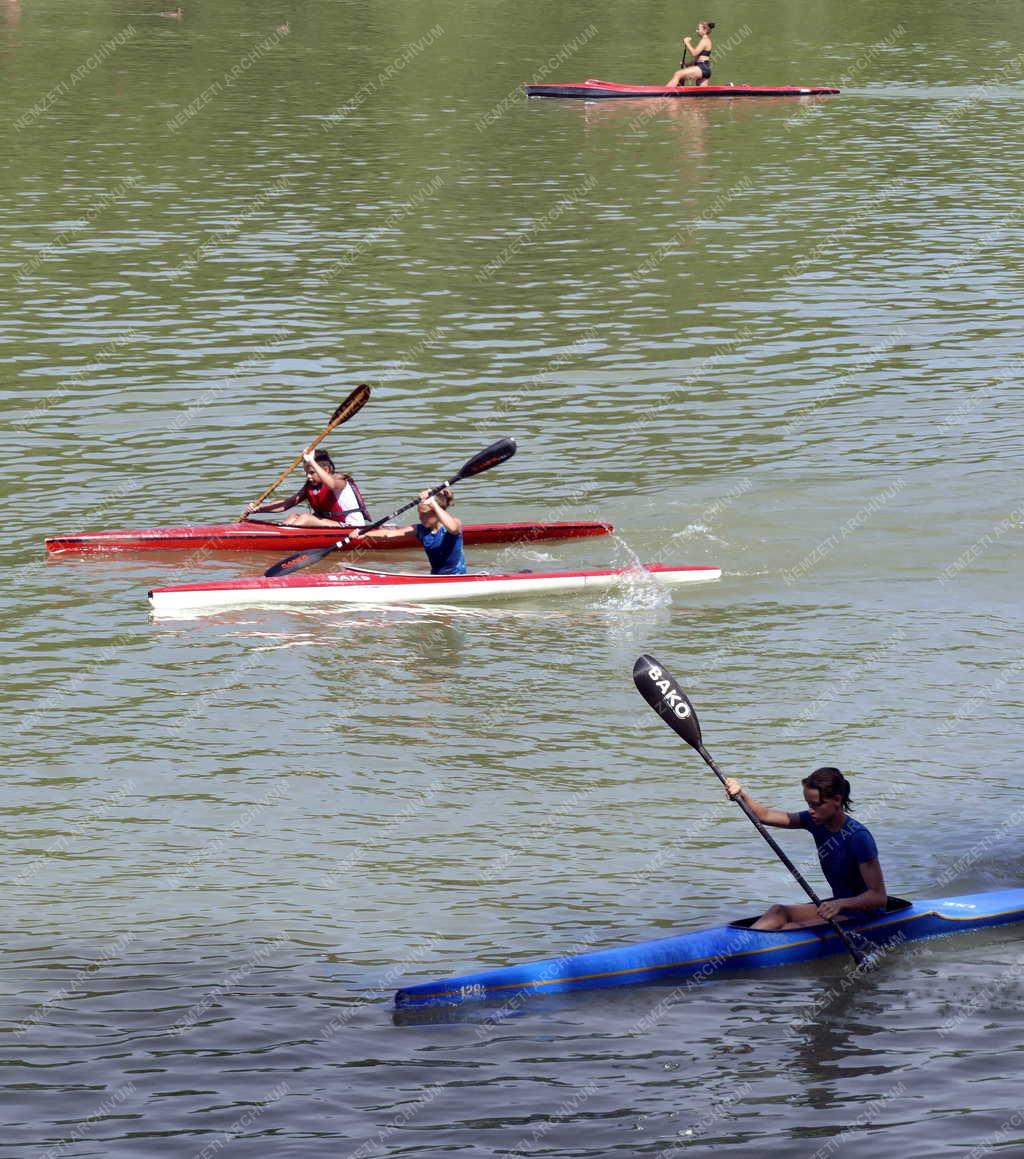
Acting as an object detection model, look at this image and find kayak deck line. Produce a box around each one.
[526,79,840,100]
[45,519,613,555]
[148,563,723,616]
[393,889,1024,1008]
[417,915,878,1001]
[419,928,828,1002]
[503,907,918,992]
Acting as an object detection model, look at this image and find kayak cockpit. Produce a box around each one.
[726,896,913,930]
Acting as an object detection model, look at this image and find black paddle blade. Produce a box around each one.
[329,383,371,426]
[263,542,338,578]
[453,437,516,481]
[632,654,703,751]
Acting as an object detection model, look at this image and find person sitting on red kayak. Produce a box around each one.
[373,487,466,575]
[666,20,715,87]
[722,767,887,929]
[245,449,371,529]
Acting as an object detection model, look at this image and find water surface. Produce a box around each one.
[2,0,1023,1155]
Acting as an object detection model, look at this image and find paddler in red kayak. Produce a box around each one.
[722,767,888,929]
[372,487,466,574]
[666,20,715,87]
[244,449,371,529]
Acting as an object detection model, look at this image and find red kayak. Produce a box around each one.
[526,78,839,99]
[45,519,612,555]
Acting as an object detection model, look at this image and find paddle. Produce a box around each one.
[241,384,371,521]
[632,654,874,970]
[263,437,518,578]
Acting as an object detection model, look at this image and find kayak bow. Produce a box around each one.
[46,520,612,555]
[148,563,721,616]
[526,79,840,100]
[394,888,1024,1008]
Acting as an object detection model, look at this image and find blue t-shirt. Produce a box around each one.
[797,813,878,899]
[416,523,466,575]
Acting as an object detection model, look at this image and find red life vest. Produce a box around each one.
[305,477,371,525]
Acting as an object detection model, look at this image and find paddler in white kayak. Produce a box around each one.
[723,767,888,929]
[244,449,371,529]
[665,19,715,87]
[373,487,466,574]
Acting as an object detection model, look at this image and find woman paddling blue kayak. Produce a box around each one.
[393,656,1020,1010]
[393,888,1024,1009]
[633,655,877,966]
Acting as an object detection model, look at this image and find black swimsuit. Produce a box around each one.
[679,47,711,84]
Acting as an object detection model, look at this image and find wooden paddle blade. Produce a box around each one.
[242,385,372,519]
[632,654,703,750]
[263,542,338,578]
[329,383,371,426]
[453,437,517,481]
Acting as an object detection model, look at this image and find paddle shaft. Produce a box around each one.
[242,384,369,518]
[697,745,822,900]
[696,744,867,962]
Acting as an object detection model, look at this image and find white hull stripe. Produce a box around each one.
[150,565,721,615]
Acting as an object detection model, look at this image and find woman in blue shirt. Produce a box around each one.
[374,487,466,575]
[722,767,887,930]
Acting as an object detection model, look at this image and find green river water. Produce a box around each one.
[3,1,1023,1155]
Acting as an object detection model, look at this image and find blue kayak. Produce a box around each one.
[394,888,1024,1008]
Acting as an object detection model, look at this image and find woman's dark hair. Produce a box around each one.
[802,766,852,810]
[704,21,716,31]
[313,449,335,470]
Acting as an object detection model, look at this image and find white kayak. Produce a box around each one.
[148,563,722,616]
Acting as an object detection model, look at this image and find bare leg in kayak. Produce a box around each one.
[280,512,351,528]
[753,901,836,930]
[666,64,702,87]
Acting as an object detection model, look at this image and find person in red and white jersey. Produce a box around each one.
[245,449,371,528]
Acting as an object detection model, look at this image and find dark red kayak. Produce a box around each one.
[526,78,839,99]
[45,519,612,555]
